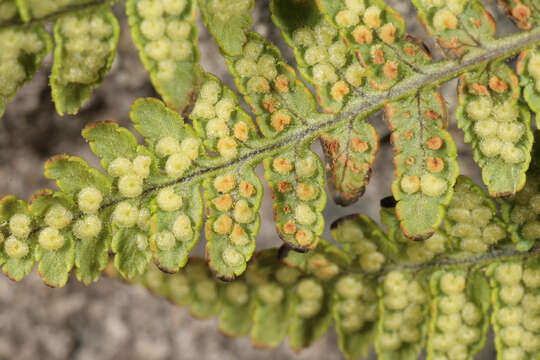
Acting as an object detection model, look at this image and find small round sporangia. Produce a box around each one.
[335,10,360,28]
[400,175,420,194]
[295,229,314,247]
[497,306,522,327]
[235,58,258,78]
[169,40,192,61]
[495,263,523,285]
[383,271,407,295]
[118,174,144,198]
[297,299,322,318]
[137,0,164,18]
[195,279,218,302]
[431,333,456,352]
[292,28,315,47]
[239,181,255,198]
[73,215,102,240]
[501,326,524,347]
[166,20,191,40]
[258,283,284,304]
[206,118,229,138]
[155,136,181,158]
[345,0,365,13]
[215,98,235,121]
[336,276,363,299]
[226,282,249,305]
[5,235,29,259]
[314,23,337,46]
[497,122,524,143]
[38,226,65,250]
[213,174,235,193]
[338,298,362,315]
[521,293,540,313]
[272,157,293,174]
[113,201,139,228]
[499,285,525,305]
[246,76,270,94]
[341,314,365,332]
[296,156,317,178]
[379,23,396,44]
[521,331,540,353]
[140,18,165,40]
[133,155,152,178]
[363,6,382,29]
[172,214,192,241]
[345,63,365,87]
[384,312,404,331]
[222,247,244,266]
[9,213,31,239]
[437,313,462,333]
[217,137,238,159]
[165,153,191,178]
[230,224,249,246]
[407,281,427,304]
[297,183,318,201]
[153,231,176,251]
[312,63,338,84]
[157,187,182,212]
[440,272,466,295]
[297,279,323,301]
[400,325,421,343]
[500,143,524,164]
[425,232,447,253]
[270,110,291,132]
[494,101,519,123]
[108,157,133,177]
[331,81,350,101]
[378,333,402,351]
[243,40,264,58]
[359,251,385,272]
[523,268,540,288]
[439,293,466,314]
[233,121,249,142]
[233,200,253,224]
[403,304,423,324]
[213,214,233,234]
[433,9,457,31]
[421,173,448,197]
[145,39,170,61]
[257,54,278,80]
[275,266,301,285]
[523,316,540,332]
[212,194,233,212]
[180,138,199,160]
[295,204,316,225]
[459,325,481,345]
[200,80,221,105]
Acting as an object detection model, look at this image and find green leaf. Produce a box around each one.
[330,213,391,273]
[320,119,379,205]
[517,46,540,114]
[126,0,200,114]
[427,269,490,360]
[204,165,262,280]
[184,258,221,318]
[111,227,152,279]
[446,176,509,253]
[456,62,534,197]
[50,6,120,115]
[197,0,253,56]
[385,89,459,239]
[218,279,253,337]
[288,278,333,351]
[332,274,378,360]
[264,146,326,251]
[0,24,51,112]
[411,0,496,58]
[375,271,430,360]
[0,196,35,281]
[30,190,76,287]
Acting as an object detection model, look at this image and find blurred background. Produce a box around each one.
[0,0,528,358]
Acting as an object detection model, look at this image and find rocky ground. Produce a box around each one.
[0,0,521,358]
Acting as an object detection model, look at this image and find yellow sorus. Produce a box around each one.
[157,187,183,211]
[73,215,102,240]
[113,201,139,228]
[44,205,73,230]
[9,213,32,239]
[38,227,65,250]
[172,214,193,241]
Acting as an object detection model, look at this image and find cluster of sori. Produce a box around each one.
[506,176,540,245]
[56,11,115,85]
[334,275,378,333]
[133,0,193,82]
[399,163,449,198]
[154,135,198,179]
[0,0,17,22]
[377,271,429,353]
[332,216,387,272]
[429,271,486,360]
[265,150,324,250]
[465,90,527,165]
[205,171,260,270]
[303,253,341,280]
[490,262,540,359]
[294,278,325,319]
[397,228,448,264]
[422,0,469,31]
[0,27,46,98]
[446,177,507,253]
[230,34,299,137]
[190,76,255,159]
[291,20,363,104]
